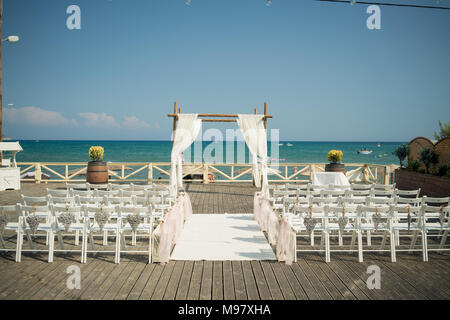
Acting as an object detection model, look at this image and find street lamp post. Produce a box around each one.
[0,0,19,143]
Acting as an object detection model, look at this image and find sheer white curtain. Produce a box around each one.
[236,115,268,196]
[170,114,202,196]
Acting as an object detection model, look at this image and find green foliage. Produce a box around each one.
[433,121,450,141]
[437,164,449,177]
[419,148,440,174]
[408,160,420,172]
[392,144,408,167]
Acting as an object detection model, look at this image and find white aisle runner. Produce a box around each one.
[170,214,277,261]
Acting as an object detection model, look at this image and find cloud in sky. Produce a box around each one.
[4,106,77,126]
[123,116,149,129]
[79,112,120,128]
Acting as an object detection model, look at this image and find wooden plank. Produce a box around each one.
[115,262,147,300]
[187,261,203,300]
[321,260,366,300]
[270,261,296,300]
[80,259,117,300]
[175,260,194,300]
[163,261,185,300]
[90,259,130,300]
[222,260,235,300]
[127,263,156,300]
[102,261,139,300]
[242,261,259,300]
[279,263,308,300]
[200,261,213,300]
[260,261,283,300]
[250,261,272,300]
[290,262,321,300]
[151,261,175,300]
[139,263,164,300]
[212,261,223,300]
[232,261,247,300]
[295,257,333,300]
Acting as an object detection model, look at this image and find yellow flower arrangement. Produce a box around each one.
[89,146,104,162]
[327,150,343,163]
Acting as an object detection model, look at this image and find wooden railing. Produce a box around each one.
[17,162,398,185]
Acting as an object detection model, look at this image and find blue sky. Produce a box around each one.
[2,0,450,141]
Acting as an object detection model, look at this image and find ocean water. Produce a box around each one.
[12,140,405,180]
[14,140,404,165]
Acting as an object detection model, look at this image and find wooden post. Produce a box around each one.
[35,163,41,184]
[384,165,391,185]
[147,163,153,184]
[363,164,369,184]
[203,163,209,184]
[264,102,268,129]
[172,101,178,146]
[254,108,257,115]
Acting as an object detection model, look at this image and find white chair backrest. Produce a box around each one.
[21,195,48,206]
[394,188,420,198]
[338,196,367,206]
[373,183,396,191]
[345,189,371,197]
[366,196,394,206]
[422,196,450,206]
[109,184,132,191]
[371,189,394,197]
[66,183,88,190]
[394,196,422,207]
[86,183,109,191]
[351,183,373,191]
[70,189,93,198]
[47,194,77,206]
[47,188,70,197]
[311,196,338,206]
[320,189,346,198]
[96,189,120,197]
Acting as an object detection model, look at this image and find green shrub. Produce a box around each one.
[392,144,408,167]
[408,160,420,172]
[437,165,448,176]
[419,148,440,174]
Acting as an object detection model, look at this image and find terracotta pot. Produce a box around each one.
[325,162,346,174]
[86,161,109,184]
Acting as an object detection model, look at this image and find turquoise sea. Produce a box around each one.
[15,140,404,165]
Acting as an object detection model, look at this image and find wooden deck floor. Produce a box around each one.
[0,183,449,300]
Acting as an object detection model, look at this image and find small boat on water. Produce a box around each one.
[286,143,293,147]
[357,149,373,155]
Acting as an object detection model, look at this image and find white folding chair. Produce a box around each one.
[357,205,395,262]
[49,204,86,263]
[351,183,373,191]
[390,204,425,262]
[0,205,22,261]
[373,183,396,191]
[117,206,154,263]
[394,188,420,199]
[84,206,120,263]
[325,205,362,262]
[65,183,89,191]
[16,204,53,262]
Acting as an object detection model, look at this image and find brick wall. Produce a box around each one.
[395,169,450,197]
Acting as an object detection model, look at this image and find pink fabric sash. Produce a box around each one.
[276,218,296,265]
[157,193,193,264]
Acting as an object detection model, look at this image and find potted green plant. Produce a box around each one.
[325,150,345,173]
[86,146,108,184]
[392,144,408,168]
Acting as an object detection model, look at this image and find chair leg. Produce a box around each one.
[380,230,388,250]
[103,230,108,246]
[310,231,314,247]
[48,231,54,263]
[390,231,396,263]
[439,230,448,249]
[75,230,79,246]
[115,231,120,264]
[81,232,86,264]
[338,230,343,246]
[422,230,428,262]
[132,231,137,246]
[349,230,356,251]
[367,231,371,246]
[15,231,23,263]
[395,230,400,246]
[409,230,419,253]
[358,231,363,262]
[325,232,330,263]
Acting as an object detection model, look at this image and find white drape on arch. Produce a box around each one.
[236,114,268,196]
[170,114,202,196]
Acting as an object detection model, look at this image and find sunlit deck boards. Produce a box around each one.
[0,183,449,300]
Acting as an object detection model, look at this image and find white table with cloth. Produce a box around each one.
[312,172,350,187]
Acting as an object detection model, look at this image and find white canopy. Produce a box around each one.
[169,114,202,195]
[0,142,22,152]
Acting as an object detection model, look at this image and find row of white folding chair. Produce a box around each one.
[65,182,170,192]
[11,204,154,264]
